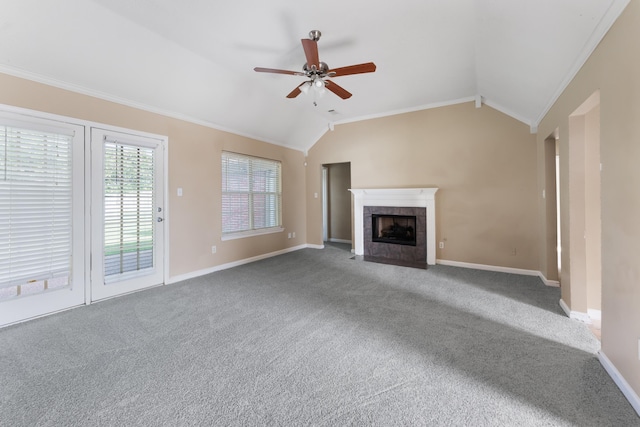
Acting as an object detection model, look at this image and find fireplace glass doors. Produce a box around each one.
[372,214,417,246]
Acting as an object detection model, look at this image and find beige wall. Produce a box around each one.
[0,72,307,280]
[325,162,352,242]
[567,115,588,311]
[584,105,602,313]
[307,102,539,270]
[536,1,640,398]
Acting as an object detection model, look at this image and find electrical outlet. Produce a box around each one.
[211,245,216,254]
[511,247,517,256]
[292,232,296,238]
[288,233,292,239]
[638,338,640,361]
[439,242,444,249]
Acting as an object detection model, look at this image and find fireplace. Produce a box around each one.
[363,206,426,268]
[372,214,416,246]
[350,188,438,266]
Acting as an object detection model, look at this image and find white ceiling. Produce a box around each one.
[0,0,630,151]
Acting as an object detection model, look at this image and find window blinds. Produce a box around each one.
[0,125,73,290]
[221,152,281,234]
[103,140,155,281]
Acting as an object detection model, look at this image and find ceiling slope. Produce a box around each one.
[0,0,630,151]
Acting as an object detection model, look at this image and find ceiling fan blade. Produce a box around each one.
[254,67,302,75]
[325,80,352,99]
[301,39,320,69]
[286,83,306,98]
[328,62,377,77]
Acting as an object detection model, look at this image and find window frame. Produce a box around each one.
[221,151,283,240]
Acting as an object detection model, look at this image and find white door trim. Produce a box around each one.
[90,128,167,302]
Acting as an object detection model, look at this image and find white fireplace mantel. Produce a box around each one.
[349,188,438,265]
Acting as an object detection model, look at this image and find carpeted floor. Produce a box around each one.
[0,244,638,426]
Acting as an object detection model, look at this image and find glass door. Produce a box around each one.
[0,114,85,326]
[90,128,165,301]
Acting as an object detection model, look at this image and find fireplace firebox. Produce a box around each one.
[372,214,416,246]
[362,206,427,269]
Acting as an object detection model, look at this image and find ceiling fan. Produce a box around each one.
[254,30,376,100]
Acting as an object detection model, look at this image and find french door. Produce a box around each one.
[0,114,85,326]
[0,111,166,327]
[90,128,165,301]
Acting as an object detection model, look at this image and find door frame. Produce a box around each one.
[89,126,169,302]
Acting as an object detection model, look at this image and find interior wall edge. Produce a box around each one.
[598,350,640,417]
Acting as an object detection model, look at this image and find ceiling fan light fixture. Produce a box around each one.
[300,82,311,94]
[310,78,326,96]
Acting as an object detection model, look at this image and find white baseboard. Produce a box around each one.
[558,300,602,325]
[328,238,352,244]
[588,309,602,321]
[558,298,591,324]
[167,244,311,284]
[436,259,560,287]
[558,298,571,317]
[436,259,540,276]
[598,351,640,417]
[540,276,560,287]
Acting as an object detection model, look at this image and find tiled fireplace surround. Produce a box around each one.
[350,188,438,267]
[364,206,426,268]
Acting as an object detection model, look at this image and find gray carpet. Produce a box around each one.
[1,244,638,426]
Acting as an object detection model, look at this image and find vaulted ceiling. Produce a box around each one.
[0,0,630,151]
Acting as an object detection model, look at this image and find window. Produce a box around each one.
[221,151,282,237]
[0,123,73,300]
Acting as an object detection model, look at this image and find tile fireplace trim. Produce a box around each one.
[349,188,438,265]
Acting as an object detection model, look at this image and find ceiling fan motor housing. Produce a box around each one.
[303,62,329,76]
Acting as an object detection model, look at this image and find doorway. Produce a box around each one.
[322,163,352,247]
[563,91,602,337]
[543,132,560,284]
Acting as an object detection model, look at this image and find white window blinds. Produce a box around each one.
[103,140,155,281]
[0,125,73,290]
[221,152,281,234]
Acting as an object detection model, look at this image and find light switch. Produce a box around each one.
[177,188,183,197]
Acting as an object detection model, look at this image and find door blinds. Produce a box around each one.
[103,139,155,282]
[0,125,73,290]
